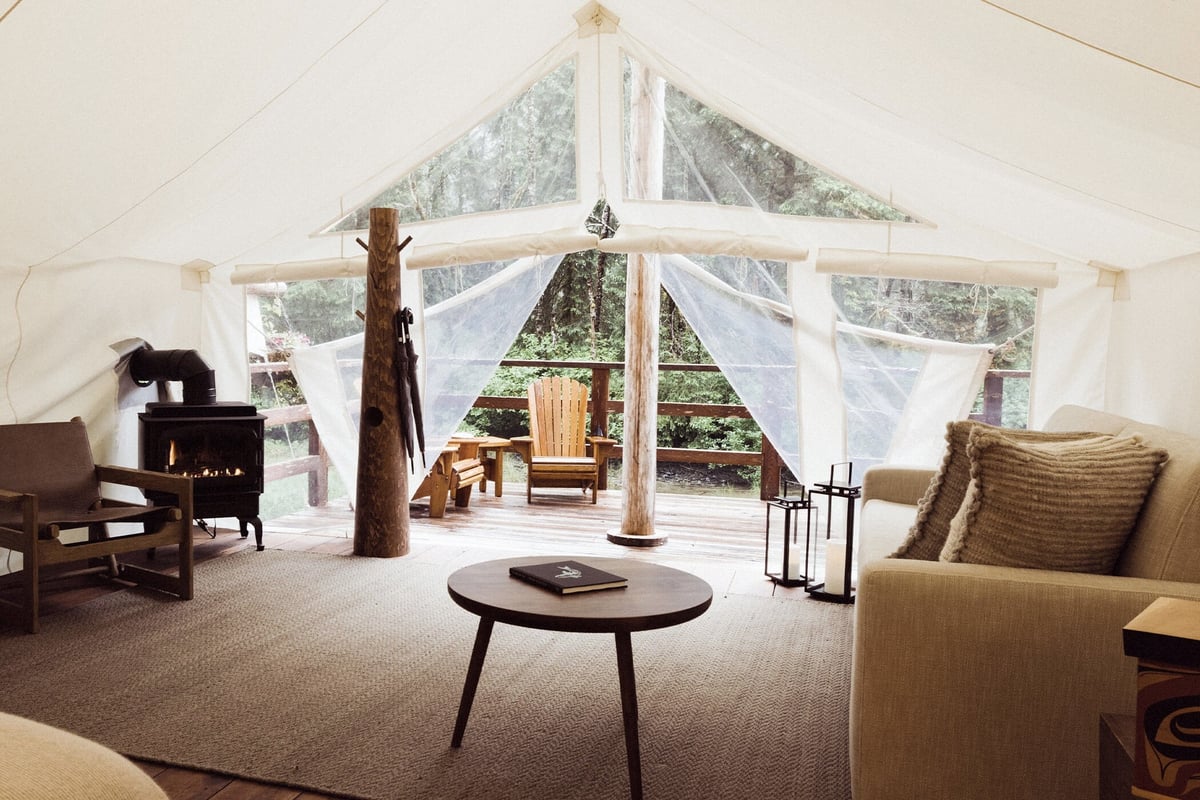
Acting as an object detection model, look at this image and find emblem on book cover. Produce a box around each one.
[555,565,583,580]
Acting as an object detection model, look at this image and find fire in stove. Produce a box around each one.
[171,464,247,479]
[168,439,248,478]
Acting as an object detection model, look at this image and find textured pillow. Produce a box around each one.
[939,427,1169,573]
[890,421,1107,560]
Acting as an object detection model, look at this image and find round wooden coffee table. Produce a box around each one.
[447,556,713,800]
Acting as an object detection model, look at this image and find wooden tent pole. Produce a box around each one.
[611,251,662,545]
[609,64,667,547]
[353,207,409,557]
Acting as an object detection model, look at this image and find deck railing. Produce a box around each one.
[259,402,328,507]
[252,360,1030,505]
[969,369,1031,425]
[477,359,784,497]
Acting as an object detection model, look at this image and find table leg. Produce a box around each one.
[483,447,505,497]
[452,617,494,747]
[614,631,643,800]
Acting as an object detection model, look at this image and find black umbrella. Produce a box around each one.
[393,307,426,470]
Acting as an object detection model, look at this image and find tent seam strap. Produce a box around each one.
[981,0,1200,91]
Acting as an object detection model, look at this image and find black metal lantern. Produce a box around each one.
[807,462,861,604]
[764,471,816,588]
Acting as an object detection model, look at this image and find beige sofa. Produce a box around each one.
[0,711,167,799]
[850,405,1200,800]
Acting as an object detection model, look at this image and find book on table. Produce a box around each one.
[509,560,628,594]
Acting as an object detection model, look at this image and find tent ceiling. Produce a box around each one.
[1,0,1196,275]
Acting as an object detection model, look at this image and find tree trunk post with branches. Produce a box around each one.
[353,208,409,558]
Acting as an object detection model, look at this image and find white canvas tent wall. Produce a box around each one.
[2,0,1199,467]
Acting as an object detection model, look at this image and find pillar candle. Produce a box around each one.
[786,545,803,580]
[825,539,847,595]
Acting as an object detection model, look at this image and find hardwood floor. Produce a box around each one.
[135,761,341,800]
[24,485,838,799]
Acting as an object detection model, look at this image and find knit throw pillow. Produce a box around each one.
[890,421,1109,561]
[939,427,1169,573]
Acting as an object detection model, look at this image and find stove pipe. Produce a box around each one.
[130,348,217,405]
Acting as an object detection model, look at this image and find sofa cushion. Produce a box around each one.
[1044,405,1200,581]
[1113,420,1200,581]
[939,427,1168,573]
[890,420,1106,561]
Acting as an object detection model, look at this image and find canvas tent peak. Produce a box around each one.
[1,0,1197,274]
[574,1,619,37]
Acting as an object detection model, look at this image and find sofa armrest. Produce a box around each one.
[860,464,934,506]
[850,559,1200,800]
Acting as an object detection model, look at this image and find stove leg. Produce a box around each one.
[239,516,264,551]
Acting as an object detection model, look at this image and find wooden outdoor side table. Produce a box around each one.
[411,445,484,517]
[448,435,511,497]
[447,556,713,800]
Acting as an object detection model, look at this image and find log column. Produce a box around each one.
[609,65,667,547]
[353,208,409,557]
[608,252,666,546]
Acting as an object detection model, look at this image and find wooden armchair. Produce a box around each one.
[0,418,194,633]
[509,377,616,504]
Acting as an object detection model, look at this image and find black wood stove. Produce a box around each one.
[132,348,266,550]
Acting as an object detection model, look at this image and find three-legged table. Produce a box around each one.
[447,556,712,800]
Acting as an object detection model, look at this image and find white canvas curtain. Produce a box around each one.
[287,334,365,501]
[288,254,563,501]
[658,253,994,482]
[287,242,995,506]
[657,254,836,485]
[837,323,994,466]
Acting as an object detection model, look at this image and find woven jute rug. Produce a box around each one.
[0,550,853,800]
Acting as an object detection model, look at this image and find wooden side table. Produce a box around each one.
[448,435,511,497]
[1099,713,1134,800]
[1122,596,1200,799]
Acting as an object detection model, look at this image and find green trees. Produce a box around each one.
[328,61,577,232]
[656,80,912,223]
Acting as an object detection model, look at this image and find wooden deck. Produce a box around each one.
[260,485,822,601]
[32,486,841,799]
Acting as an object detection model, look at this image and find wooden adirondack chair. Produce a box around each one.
[509,377,616,504]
